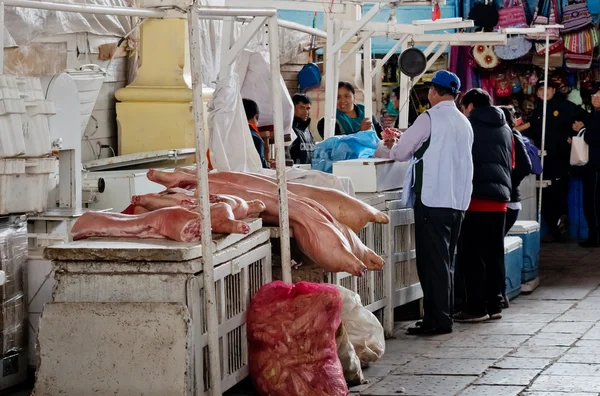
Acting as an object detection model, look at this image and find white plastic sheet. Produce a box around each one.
[258,167,356,196]
[336,285,386,366]
[236,50,295,139]
[207,72,262,173]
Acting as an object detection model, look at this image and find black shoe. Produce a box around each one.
[454,312,489,323]
[407,325,452,335]
[502,294,510,309]
[579,240,600,248]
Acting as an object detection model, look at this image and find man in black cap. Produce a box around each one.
[524,80,582,242]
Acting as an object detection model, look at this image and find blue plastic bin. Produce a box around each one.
[504,236,524,300]
[508,221,541,283]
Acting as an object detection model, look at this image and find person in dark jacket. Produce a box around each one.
[242,98,269,169]
[455,89,513,323]
[317,81,383,139]
[500,106,533,233]
[524,80,582,242]
[290,94,316,165]
[572,86,600,247]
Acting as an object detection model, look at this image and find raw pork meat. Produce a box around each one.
[247,281,348,396]
[148,169,389,233]
[210,179,367,275]
[132,192,266,220]
[73,205,250,242]
[248,173,390,233]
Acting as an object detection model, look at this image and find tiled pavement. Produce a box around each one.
[353,243,600,396]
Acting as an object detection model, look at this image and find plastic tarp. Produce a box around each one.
[236,50,295,140]
[208,72,262,173]
[258,167,356,196]
[2,0,311,89]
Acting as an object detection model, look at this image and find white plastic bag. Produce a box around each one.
[570,128,589,167]
[336,323,365,385]
[336,285,385,366]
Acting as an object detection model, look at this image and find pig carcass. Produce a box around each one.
[73,204,251,243]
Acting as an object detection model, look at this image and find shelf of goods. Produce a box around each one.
[33,220,271,395]
[0,218,28,391]
[270,189,419,338]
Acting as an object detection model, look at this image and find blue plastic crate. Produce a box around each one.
[504,236,524,300]
[508,221,541,283]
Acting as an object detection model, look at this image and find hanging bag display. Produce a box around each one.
[534,39,564,55]
[532,51,564,68]
[469,0,500,30]
[570,128,589,166]
[471,43,501,69]
[495,35,533,60]
[561,0,594,33]
[526,0,561,40]
[564,27,599,54]
[495,0,529,29]
[565,51,593,70]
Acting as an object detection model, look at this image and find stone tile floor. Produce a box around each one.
[7,243,600,395]
[351,243,600,396]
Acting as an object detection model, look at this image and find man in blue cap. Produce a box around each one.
[376,70,474,335]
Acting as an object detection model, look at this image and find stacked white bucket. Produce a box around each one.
[0,75,55,214]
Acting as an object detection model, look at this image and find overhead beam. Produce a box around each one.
[333,3,384,53]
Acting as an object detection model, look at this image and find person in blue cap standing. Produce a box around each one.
[376,70,474,335]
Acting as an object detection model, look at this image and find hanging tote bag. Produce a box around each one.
[561,0,594,33]
[471,43,501,69]
[495,35,533,59]
[570,128,589,166]
[469,0,500,30]
[527,0,561,40]
[564,27,599,54]
[495,0,529,29]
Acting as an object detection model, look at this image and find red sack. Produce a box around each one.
[247,281,348,396]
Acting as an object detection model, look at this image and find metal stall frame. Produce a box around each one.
[0,2,301,394]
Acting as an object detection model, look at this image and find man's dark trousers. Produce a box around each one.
[458,211,506,316]
[414,198,465,331]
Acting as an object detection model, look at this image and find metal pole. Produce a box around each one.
[267,15,292,284]
[278,18,327,38]
[324,14,336,139]
[340,32,373,66]
[538,31,550,223]
[187,6,222,396]
[0,2,3,74]
[3,0,165,17]
[195,5,276,17]
[363,35,373,119]
[371,33,408,79]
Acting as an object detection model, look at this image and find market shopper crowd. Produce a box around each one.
[375,69,600,335]
[241,69,600,336]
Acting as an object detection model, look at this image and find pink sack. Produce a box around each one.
[247,281,348,396]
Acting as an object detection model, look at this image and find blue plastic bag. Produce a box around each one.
[312,131,380,173]
[521,136,543,175]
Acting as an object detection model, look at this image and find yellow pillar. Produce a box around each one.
[115,18,212,156]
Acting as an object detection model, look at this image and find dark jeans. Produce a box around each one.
[583,165,600,243]
[414,199,464,331]
[458,211,506,316]
[504,208,520,235]
[541,176,569,240]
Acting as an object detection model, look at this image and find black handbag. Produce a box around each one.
[469,0,500,31]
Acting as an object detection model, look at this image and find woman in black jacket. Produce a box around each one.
[572,86,600,247]
[500,106,533,234]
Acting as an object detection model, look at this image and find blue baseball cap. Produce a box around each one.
[429,70,461,94]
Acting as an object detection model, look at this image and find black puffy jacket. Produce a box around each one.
[468,106,513,202]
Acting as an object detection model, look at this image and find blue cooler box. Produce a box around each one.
[508,220,541,282]
[504,236,524,300]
